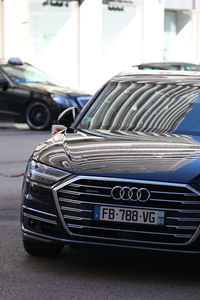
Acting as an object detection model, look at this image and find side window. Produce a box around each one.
[0,71,7,83]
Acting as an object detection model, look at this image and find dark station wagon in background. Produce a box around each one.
[0,58,91,130]
[21,69,200,256]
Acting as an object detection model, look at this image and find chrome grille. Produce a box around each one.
[22,205,58,225]
[54,176,200,246]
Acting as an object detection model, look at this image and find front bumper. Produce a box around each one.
[21,175,200,254]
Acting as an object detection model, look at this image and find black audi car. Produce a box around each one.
[21,69,200,256]
[0,57,91,130]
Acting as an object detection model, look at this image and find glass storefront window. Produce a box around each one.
[28,0,79,87]
[29,0,76,59]
[164,9,197,62]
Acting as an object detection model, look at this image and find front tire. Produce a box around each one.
[25,102,51,130]
[23,239,64,257]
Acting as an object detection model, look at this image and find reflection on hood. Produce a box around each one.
[33,129,200,183]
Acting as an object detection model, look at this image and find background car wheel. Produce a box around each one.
[25,102,51,130]
[23,239,64,257]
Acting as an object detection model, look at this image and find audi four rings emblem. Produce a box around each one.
[111,186,151,202]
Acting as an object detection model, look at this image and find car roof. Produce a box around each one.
[133,61,200,71]
[0,57,24,66]
[112,69,200,86]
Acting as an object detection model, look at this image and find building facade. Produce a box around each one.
[0,0,200,93]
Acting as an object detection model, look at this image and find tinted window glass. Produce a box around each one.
[1,64,58,85]
[76,96,91,107]
[184,65,200,71]
[0,71,6,83]
[79,81,200,135]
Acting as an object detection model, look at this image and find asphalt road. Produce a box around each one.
[1,125,200,300]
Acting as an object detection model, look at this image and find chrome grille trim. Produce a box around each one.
[60,198,200,213]
[151,191,197,196]
[167,217,200,221]
[150,199,200,204]
[64,225,197,246]
[166,225,197,230]
[22,205,57,218]
[70,183,111,190]
[59,189,110,198]
[70,183,198,197]
[23,213,57,225]
[22,205,58,225]
[60,206,92,213]
[65,223,192,239]
[54,175,200,194]
[53,175,200,246]
[70,183,197,196]
[60,196,200,206]
[59,197,82,204]
[63,215,91,221]
[67,224,84,229]
[58,191,200,206]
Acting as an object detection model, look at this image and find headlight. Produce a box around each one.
[25,160,70,185]
[51,94,70,107]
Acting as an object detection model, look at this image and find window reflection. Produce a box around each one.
[79,80,200,135]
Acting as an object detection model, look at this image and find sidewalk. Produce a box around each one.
[0,122,29,130]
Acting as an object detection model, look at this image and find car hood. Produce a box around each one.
[33,129,200,183]
[18,82,90,96]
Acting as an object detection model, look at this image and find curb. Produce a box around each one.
[0,122,29,130]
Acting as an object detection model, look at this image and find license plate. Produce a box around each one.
[94,205,165,226]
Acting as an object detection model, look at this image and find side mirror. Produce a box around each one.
[57,107,78,128]
[0,79,9,91]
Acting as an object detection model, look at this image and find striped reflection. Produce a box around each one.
[83,81,200,134]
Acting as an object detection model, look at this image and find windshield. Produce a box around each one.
[2,63,59,85]
[78,80,200,135]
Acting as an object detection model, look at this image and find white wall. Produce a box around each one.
[142,0,165,62]
[102,4,142,82]
[2,0,200,93]
[0,1,4,58]
[28,0,79,88]
[165,0,194,10]
[79,0,103,92]
[164,9,198,62]
[3,0,29,60]
[196,0,200,63]
[80,1,143,93]
[175,11,197,62]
